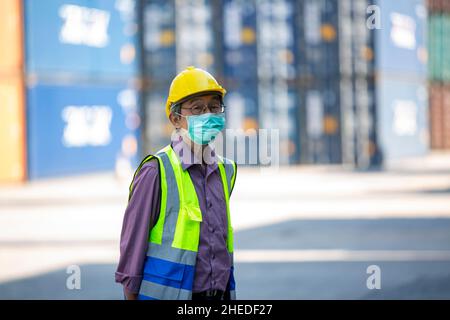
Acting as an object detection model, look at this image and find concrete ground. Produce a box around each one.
[0,152,450,299]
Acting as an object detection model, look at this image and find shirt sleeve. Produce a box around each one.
[115,158,161,294]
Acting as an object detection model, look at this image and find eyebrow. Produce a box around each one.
[189,96,221,105]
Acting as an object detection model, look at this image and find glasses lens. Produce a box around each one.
[191,105,204,115]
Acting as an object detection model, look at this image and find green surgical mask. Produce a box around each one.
[178,112,226,145]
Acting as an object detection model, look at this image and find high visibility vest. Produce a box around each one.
[128,144,237,300]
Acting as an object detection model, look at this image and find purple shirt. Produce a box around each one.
[115,138,235,294]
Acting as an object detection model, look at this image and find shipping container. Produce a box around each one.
[428,13,450,82]
[255,0,300,165]
[298,78,343,164]
[376,77,429,160]
[443,84,450,149]
[143,0,177,83]
[429,83,450,149]
[0,76,26,182]
[0,0,23,76]
[24,0,139,80]
[142,85,172,155]
[258,80,300,165]
[26,83,141,179]
[222,0,258,81]
[297,0,427,80]
[256,0,298,82]
[175,0,218,74]
[297,0,340,80]
[374,0,428,79]
[427,0,450,13]
[222,80,260,165]
[337,75,377,169]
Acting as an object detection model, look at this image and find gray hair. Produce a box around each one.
[170,103,181,116]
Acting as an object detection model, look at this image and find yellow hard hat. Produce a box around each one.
[165,66,226,118]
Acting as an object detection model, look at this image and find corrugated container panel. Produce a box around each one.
[0,0,23,75]
[0,76,26,182]
[143,0,176,82]
[376,77,429,160]
[339,73,381,169]
[223,80,260,166]
[297,0,340,80]
[374,0,428,79]
[259,80,300,165]
[256,0,298,82]
[298,78,342,164]
[175,0,217,74]
[428,14,443,81]
[429,83,444,149]
[142,85,172,154]
[429,84,450,149]
[427,13,450,82]
[427,0,450,13]
[442,13,450,82]
[225,81,259,131]
[443,84,450,149]
[222,0,258,81]
[24,0,139,80]
[26,83,141,179]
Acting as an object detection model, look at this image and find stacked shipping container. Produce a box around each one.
[142,0,219,154]
[297,0,343,164]
[373,0,428,166]
[142,0,176,154]
[23,0,141,179]
[222,0,260,165]
[256,0,300,165]
[428,0,450,149]
[0,0,27,182]
[297,0,429,168]
[221,0,300,165]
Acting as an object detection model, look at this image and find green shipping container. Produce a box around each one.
[428,13,450,82]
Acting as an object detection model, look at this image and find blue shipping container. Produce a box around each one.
[143,0,176,82]
[223,0,258,81]
[27,83,141,179]
[24,0,139,79]
[143,86,172,154]
[376,77,429,160]
[297,0,340,79]
[298,78,342,164]
[256,0,298,81]
[175,0,217,74]
[374,0,428,78]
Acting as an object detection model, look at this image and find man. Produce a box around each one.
[115,66,237,300]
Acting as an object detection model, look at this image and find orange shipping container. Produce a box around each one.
[0,0,23,75]
[443,84,450,149]
[429,83,450,150]
[430,84,444,149]
[0,76,26,182]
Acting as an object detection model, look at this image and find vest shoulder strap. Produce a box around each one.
[217,155,237,196]
[128,149,166,202]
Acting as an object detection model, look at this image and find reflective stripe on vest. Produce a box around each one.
[128,144,236,300]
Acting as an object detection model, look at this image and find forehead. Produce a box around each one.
[186,94,221,104]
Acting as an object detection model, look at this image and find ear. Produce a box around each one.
[169,112,182,128]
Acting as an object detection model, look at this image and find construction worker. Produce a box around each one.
[115,66,237,300]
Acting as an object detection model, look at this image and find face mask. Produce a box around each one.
[181,112,226,145]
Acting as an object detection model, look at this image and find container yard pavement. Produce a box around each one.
[0,152,450,299]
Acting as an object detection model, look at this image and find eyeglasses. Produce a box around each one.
[181,103,226,115]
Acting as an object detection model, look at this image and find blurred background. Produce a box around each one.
[1,0,450,299]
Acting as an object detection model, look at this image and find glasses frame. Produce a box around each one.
[180,103,226,115]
